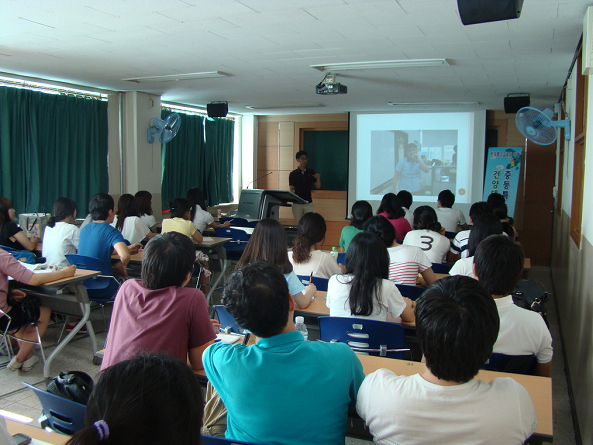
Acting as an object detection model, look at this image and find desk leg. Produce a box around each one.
[207,246,227,306]
[43,284,93,379]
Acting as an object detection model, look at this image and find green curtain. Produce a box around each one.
[161,111,234,208]
[0,86,108,214]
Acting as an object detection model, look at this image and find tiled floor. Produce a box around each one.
[0,267,578,444]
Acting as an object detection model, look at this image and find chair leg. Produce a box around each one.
[35,326,46,364]
[57,316,70,344]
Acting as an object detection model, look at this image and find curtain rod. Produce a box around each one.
[0,78,107,101]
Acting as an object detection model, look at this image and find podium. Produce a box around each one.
[235,189,306,220]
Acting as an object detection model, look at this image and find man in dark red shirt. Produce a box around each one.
[288,151,320,222]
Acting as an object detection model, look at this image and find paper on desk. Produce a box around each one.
[202,237,213,241]
[216,333,242,344]
[18,263,53,272]
[31,439,54,445]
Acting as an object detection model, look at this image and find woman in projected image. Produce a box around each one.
[392,143,429,194]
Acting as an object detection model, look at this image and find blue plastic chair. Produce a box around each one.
[214,227,250,261]
[318,316,409,359]
[431,262,452,274]
[23,382,86,435]
[445,231,457,240]
[213,305,244,334]
[337,252,346,265]
[0,309,46,365]
[297,275,329,292]
[395,284,426,301]
[482,353,537,375]
[202,435,258,445]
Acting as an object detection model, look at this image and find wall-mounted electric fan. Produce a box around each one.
[147,113,181,144]
[515,107,571,146]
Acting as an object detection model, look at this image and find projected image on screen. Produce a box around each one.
[369,129,458,196]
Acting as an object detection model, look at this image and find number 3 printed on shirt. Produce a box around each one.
[420,235,434,251]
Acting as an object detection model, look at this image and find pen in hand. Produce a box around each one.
[309,272,313,284]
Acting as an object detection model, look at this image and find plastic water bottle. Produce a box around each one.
[330,246,338,262]
[295,316,308,340]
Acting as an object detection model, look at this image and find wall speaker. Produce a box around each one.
[457,0,523,26]
[504,94,530,114]
[207,102,228,118]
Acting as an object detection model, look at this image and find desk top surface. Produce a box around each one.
[41,269,100,287]
[112,237,232,263]
[7,419,70,444]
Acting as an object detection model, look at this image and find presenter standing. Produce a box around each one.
[392,143,429,194]
[289,150,320,222]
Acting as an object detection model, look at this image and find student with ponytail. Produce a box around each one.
[403,206,451,264]
[289,212,341,279]
[42,197,80,267]
[326,232,414,322]
[66,354,203,445]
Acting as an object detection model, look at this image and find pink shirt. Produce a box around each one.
[0,249,34,313]
[101,279,216,370]
[378,212,412,241]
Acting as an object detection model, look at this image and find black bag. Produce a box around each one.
[512,279,549,323]
[7,294,42,325]
[47,371,94,405]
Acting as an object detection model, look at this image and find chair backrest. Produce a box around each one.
[431,262,452,274]
[395,284,425,301]
[65,254,119,302]
[337,252,346,265]
[214,305,244,334]
[482,353,537,375]
[297,275,329,292]
[445,231,457,240]
[23,382,86,435]
[214,228,250,252]
[318,316,408,359]
[202,434,259,445]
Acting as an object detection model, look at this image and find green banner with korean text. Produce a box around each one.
[482,147,522,217]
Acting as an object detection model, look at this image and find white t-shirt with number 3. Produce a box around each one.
[403,229,451,264]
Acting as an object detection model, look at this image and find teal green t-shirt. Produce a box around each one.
[339,226,363,252]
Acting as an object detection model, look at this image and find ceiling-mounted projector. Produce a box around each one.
[316,73,347,95]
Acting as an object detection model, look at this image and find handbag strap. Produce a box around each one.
[26,217,38,231]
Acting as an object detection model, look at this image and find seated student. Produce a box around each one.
[290,212,341,279]
[42,197,80,267]
[161,198,203,243]
[449,213,503,278]
[474,235,553,377]
[357,275,537,444]
[397,190,414,228]
[436,189,468,233]
[111,194,154,245]
[78,193,141,277]
[236,218,315,309]
[403,205,450,264]
[447,201,493,263]
[490,200,518,240]
[377,193,411,241]
[0,197,38,252]
[66,354,204,445]
[364,215,436,287]
[203,261,365,445]
[135,190,158,232]
[327,232,414,322]
[101,232,216,371]
[186,187,230,233]
[340,200,373,252]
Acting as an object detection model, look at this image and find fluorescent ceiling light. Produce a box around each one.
[388,101,479,107]
[245,103,324,110]
[311,59,449,71]
[122,71,230,83]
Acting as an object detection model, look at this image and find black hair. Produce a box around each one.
[341,232,389,316]
[487,192,506,204]
[186,188,208,221]
[468,201,493,224]
[141,232,195,289]
[396,190,413,209]
[438,189,455,208]
[292,212,326,264]
[295,150,308,160]
[0,198,13,227]
[168,198,192,219]
[66,354,203,445]
[48,197,77,228]
[416,276,499,383]
[115,194,140,232]
[89,193,114,221]
[467,213,503,257]
[405,142,418,154]
[413,206,442,232]
[474,234,524,296]
[236,218,293,274]
[377,193,405,219]
[223,261,290,338]
[363,215,395,247]
[135,191,153,216]
[489,200,508,220]
[350,200,373,230]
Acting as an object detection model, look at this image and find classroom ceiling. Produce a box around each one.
[0,0,589,115]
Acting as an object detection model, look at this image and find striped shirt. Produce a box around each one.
[450,229,471,258]
[387,245,431,285]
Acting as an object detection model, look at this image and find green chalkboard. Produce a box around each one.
[302,130,348,191]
